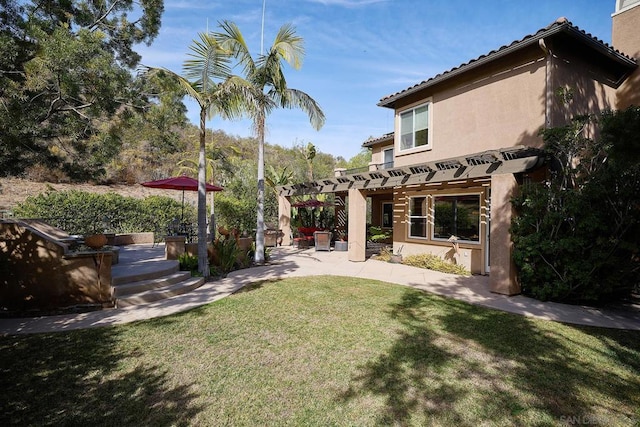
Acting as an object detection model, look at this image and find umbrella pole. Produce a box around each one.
[181,188,185,221]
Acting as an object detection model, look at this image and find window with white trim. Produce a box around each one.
[432,194,480,243]
[408,196,427,238]
[400,103,430,151]
[617,0,640,12]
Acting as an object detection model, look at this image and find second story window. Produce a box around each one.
[400,103,430,151]
[383,147,394,169]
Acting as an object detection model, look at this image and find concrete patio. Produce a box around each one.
[1,243,638,335]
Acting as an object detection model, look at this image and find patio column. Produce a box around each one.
[348,188,367,262]
[278,195,292,246]
[489,173,520,295]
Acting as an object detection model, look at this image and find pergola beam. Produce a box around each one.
[277,146,544,197]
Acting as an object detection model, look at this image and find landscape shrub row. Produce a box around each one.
[13,190,196,236]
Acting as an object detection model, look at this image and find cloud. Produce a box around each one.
[306,0,388,6]
[165,0,215,10]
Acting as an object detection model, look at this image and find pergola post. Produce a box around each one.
[278,194,292,246]
[348,188,367,261]
[489,173,520,295]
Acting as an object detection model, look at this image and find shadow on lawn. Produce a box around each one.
[340,287,640,425]
[0,327,203,426]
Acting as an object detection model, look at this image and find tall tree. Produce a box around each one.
[145,33,247,277]
[0,0,164,179]
[216,21,325,263]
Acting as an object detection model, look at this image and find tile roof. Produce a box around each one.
[378,17,638,108]
[362,132,394,148]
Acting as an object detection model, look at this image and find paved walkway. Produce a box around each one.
[1,244,638,335]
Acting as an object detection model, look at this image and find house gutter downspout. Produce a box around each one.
[539,37,553,129]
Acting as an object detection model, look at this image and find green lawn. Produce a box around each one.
[1,276,639,426]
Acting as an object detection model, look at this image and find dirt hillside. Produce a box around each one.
[0,178,198,213]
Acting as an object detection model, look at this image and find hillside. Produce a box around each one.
[0,178,194,213]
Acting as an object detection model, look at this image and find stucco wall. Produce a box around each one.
[395,241,482,274]
[369,144,393,166]
[550,42,619,130]
[613,4,640,109]
[369,194,393,228]
[393,49,547,168]
[390,182,488,275]
[0,222,113,311]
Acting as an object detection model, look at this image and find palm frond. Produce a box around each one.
[183,32,233,91]
[271,88,326,131]
[212,75,262,121]
[215,20,256,79]
[272,23,304,70]
[141,66,208,109]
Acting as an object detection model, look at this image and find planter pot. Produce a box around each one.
[334,240,348,251]
[84,234,107,250]
[389,254,403,264]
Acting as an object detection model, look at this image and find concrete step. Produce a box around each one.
[111,260,179,286]
[115,276,205,308]
[111,271,193,297]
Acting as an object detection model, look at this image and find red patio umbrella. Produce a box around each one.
[141,175,223,220]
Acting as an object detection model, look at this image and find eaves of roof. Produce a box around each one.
[362,132,394,148]
[378,18,638,109]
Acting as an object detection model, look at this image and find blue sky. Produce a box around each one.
[137,0,618,161]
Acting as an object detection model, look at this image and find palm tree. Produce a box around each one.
[216,21,326,263]
[145,32,245,277]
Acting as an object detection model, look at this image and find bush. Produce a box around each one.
[368,225,391,243]
[511,109,640,304]
[178,253,199,273]
[215,193,256,235]
[403,253,471,276]
[13,190,194,235]
[211,238,242,275]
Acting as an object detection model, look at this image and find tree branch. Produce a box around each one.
[88,0,123,31]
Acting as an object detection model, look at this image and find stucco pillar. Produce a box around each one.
[165,236,186,260]
[489,173,520,295]
[278,195,292,246]
[348,188,367,262]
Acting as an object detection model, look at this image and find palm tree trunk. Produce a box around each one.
[198,108,209,277]
[255,113,266,264]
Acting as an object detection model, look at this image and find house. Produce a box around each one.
[276,0,640,295]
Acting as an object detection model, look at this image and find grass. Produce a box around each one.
[1,276,639,426]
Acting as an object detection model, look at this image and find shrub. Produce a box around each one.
[511,109,640,304]
[373,247,393,262]
[178,253,199,273]
[368,226,391,243]
[215,193,255,235]
[211,238,242,275]
[403,253,471,276]
[13,190,194,235]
